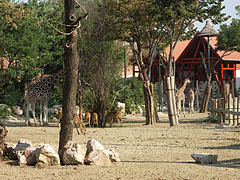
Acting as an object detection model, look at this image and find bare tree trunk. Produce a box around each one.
[200,77,212,113]
[59,0,80,156]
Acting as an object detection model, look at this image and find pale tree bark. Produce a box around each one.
[133,47,156,125]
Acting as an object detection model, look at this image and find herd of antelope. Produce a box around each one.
[57,107,123,135]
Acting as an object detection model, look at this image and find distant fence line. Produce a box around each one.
[210,94,240,126]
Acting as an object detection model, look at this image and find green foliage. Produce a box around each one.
[0,0,64,106]
[115,77,144,113]
[206,113,218,123]
[217,6,240,52]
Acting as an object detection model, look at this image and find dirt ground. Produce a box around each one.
[0,112,240,180]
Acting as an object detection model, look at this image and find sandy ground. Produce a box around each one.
[0,112,240,180]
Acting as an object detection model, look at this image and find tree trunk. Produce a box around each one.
[59,0,79,156]
[200,77,212,113]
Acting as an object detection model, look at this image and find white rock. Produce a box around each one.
[13,106,23,116]
[191,153,218,164]
[35,144,60,166]
[14,139,32,151]
[9,139,32,160]
[86,139,104,155]
[103,149,120,162]
[85,150,111,166]
[61,141,86,165]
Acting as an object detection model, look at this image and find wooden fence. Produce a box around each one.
[210,94,240,125]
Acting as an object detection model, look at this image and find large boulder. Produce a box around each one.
[191,153,218,164]
[8,139,33,160]
[103,149,120,162]
[12,106,23,116]
[85,150,112,166]
[0,121,8,160]
[0,104,12,117]
[61,141,86,165]
[85,139,120,166]
[34,144,60,167]
[86,139,104,156]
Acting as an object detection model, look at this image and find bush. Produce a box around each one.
[206,113,218,123]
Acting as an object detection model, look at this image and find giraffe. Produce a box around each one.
[24,70,65,126]
[188,88,195,114]
[176,78,191,117]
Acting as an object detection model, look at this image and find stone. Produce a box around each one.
[85,150,111,166]
[35,144,60,167]
[86,139,104,156]
[103,149,120,162]
[61,141,86,165]
[13,106,23,116]
[0,104,12,117]
[191,153,218,164]
[9,139,32,160]
[0,121,8,160]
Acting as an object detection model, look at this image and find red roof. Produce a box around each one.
[164,33,240,62]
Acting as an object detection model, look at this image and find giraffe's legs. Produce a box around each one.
[182,98,186,117]
[25,102,31,126]
[39,99,43,126]
[31,103,38,126]
[43,100,49,126]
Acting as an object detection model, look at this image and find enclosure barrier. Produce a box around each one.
[210,94,240,126]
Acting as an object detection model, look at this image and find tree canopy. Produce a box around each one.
[217,5,240,52]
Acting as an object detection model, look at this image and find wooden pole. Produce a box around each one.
[167,77,176,126]
[171,76,178,124]
[196,80,199,111]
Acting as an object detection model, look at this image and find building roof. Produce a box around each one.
[164,34,240,62]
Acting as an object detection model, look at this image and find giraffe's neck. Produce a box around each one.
[180,80,188,92]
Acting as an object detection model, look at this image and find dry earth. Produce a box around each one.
[0,112,240,180]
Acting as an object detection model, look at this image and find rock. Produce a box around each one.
[0,104,12,117]
[17,152,27,165]
[191,153,218,164]
[48,105,62,114]
[13,106,23,116]
[104,149,120,162]
[61,141,86,165]
[117,102,125,114]
[9,139,32,160]
[0,121,8,160]
[85,150,112,166]
[86,139,104,156]
[35,144,60,167]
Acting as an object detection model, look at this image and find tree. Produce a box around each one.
[151,0,228,125]
[58,0,87,159]
[0,0,65,106]
[217,6,240,52]
[102,0,167,125]
[77,0,124,126]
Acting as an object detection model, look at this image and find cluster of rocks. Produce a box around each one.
[7,139,120,166]
[0,121,8,159]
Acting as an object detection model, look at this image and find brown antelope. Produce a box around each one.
[58,108,86,135]
[91,112,98,127]
[84,112,91,127]
[104,110,123,127]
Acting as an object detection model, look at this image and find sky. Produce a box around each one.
[194,0,239,31]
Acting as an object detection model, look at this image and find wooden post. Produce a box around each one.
[232,80,235,124]
[196,80,199,111]
[237,95,240,124]
[171,76,178,124]
[219,98,224,124]
[228,94,232,124]
[167,77,176,126]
